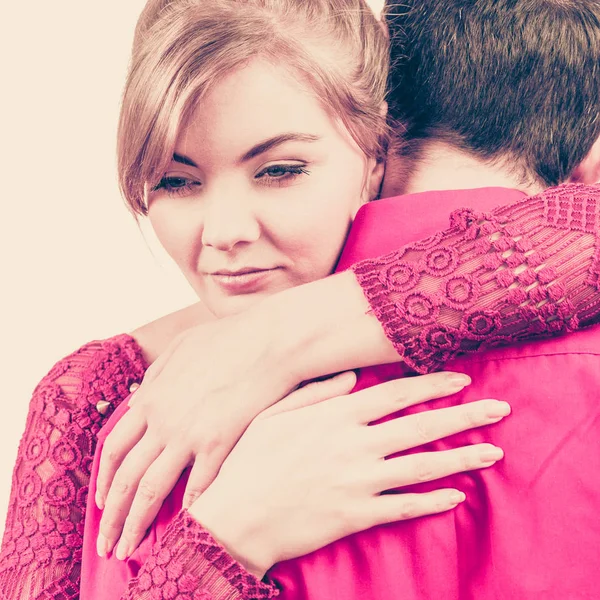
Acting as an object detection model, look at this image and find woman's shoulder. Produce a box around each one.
[32,333,148,420]
[130,302,215,363]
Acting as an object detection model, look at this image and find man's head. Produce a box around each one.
[383,0,600,193]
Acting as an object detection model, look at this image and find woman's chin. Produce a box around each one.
[200,289,273,318]
[195,273,295,317]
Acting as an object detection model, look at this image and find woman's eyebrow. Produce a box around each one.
[240,133,320,162]
[172,153,198,167]
[170,133,319,168]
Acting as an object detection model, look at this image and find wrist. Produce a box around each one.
[256,270,399,382]
[188,488,273,579]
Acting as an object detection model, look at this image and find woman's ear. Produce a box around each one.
[357,157,385,213]
[367,159,386,201]
[357,101,389,208]
[569,135,600,184]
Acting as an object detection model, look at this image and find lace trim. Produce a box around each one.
[124,510,279,600]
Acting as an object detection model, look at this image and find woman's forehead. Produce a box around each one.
[175,60,336,157]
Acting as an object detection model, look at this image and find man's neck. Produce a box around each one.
[381,140,546,198]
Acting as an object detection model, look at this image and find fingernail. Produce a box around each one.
[95,492,104,510]
[480,446,504,462]
[115,539,129,561]
[446,373,471,388]
[450,491,466,504]
[97,534,108,558]
[487,401,511,418]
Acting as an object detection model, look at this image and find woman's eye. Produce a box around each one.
[152,176,201,198]
[255,164,310,187]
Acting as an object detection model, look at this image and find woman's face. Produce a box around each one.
[147,59,383,317]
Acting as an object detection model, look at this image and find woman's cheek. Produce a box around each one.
[148,203,201,272]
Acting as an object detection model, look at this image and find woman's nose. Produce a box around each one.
[200,193,261,251]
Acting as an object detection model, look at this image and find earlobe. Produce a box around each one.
[570,135,600,184]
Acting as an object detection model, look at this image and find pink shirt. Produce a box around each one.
[269,188,600,598]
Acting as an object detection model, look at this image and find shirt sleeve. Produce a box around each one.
[0,336,277,600]
[121,511,278,600]
[351,183,600,373]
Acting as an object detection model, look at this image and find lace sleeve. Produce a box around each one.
[352,183,600,374]
[0,335,277,600]
[122,511,278,600]
[0,335,146,599]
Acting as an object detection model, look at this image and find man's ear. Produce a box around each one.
[569,135,600,184]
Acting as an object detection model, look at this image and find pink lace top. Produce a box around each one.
[1,183,599,599]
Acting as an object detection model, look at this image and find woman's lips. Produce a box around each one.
[209,268,280,294]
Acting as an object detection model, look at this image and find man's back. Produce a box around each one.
[269,188,600,599]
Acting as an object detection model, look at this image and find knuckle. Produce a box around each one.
[460,408,480,429]
[102,445,121,465]
[123,519,146,537]
[414,414,431,442]
[136,480,158,504]
[460,450,477,472]
[393,393,410,409]
[194,433,223,458]
[398,500,418,520]
[414,458,435,483]
[185,489,202,504]
[100,517,122,537]
[111,477,131,496]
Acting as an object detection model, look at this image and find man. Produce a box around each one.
[99,0,600,597]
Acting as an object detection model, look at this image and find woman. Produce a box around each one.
[0,1,598,599]
[0,3,508,598]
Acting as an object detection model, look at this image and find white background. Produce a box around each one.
[0,0,385,541]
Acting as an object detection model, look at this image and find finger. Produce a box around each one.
[97,437,163,557]
[361,488,466,530]
[373,444,504,490]
[96,407,148,509]
[262,371,357,418]
[370,399,511,455]
[114,446,190,560]
[348,371,472,424]
[182,455,224,509]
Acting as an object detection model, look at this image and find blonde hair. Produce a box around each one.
[118,0,390,215]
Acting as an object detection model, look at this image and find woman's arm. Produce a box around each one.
[121,511,279,600]
[0,334,504,599]
[0,336,147,599]
[123,373,509,598]
[262,182,600,377]
[97,182,600,556]
[0,337,263,600]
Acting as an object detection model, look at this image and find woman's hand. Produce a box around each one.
[96,313,300,559]
[95,272,394,560]
[188,371,509,578]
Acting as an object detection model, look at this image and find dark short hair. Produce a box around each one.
[385,0,600,185]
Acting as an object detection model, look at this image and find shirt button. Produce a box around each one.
[129,382,140,393]
[96,400,111,415]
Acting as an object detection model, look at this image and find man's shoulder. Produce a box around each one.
[457,325,600,368]
[445,326,600,410]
